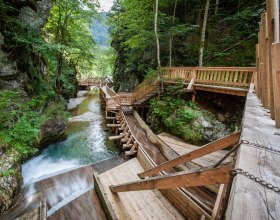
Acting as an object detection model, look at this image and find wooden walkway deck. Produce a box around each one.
[226,93,280,220]
[95,158,185,220]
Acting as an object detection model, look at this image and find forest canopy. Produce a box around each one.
[109,0,265,91]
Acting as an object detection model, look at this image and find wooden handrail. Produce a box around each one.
[162,67,256,88]
[110,165,232,193]
[138,131,240,179]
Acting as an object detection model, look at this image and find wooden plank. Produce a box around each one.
[138,132,240,178]
[97,158,185,220]
[226,93,280,220]
[211,184,226,220]
[187,78,195,90]
[109,135,123,141]
[158,133,233,168]
[271,43,280,127]
[107,124,120,127]
[266,1,275,119]
[110,166,231,193]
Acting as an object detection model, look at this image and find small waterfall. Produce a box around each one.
[1,91,118,219]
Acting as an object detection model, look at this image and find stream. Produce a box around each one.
[1,90,119,220]
[22,90,118,184]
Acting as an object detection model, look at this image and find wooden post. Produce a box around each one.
[265,2,276,118]
[271,43,280,128]
[262,14,271,109]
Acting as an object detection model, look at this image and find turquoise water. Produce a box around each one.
[22,92,118,184]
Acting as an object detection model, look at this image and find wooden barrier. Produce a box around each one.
[162,67,255,88]
[256,1,280,128]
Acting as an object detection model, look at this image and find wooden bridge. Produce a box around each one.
[78,76,113,89]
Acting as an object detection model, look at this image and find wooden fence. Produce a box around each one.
[162,67,256,88]
[256,0,280,128]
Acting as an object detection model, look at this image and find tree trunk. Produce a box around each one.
[198,0,210,67]
[169,0,178,67]
[273,0,280,42]
[155,0,161,68]
[154,0,163,92]
[215,0,219,14]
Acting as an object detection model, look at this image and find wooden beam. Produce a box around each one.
[106,117,116,120]
[138,131,240,178]
[110,165,231,193]
[107,124,120,127]
[211,184,226,220]
[187,78,195,90]
[109,135,123,141]
[272,43,280,127]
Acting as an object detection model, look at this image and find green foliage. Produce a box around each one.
[149,84,203,143]
[110,0,265,90]
[0,90,69,160]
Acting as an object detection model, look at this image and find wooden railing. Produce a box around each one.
[256,2,280,128]
[162,67,256,88]
[132,77,158,103]
[118,93,134,105]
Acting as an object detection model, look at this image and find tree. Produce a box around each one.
[199,0,210,67]
[44,0,98,94]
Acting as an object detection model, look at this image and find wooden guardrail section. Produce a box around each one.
[162,67,255,88]
[162,67,256,96]
[255,0,280,128]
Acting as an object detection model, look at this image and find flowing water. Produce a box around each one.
[22,90,118,184]
[1,90,119,220]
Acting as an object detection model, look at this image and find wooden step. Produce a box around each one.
[94,158,184,220]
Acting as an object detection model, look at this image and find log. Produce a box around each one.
[106,117,116,120]
[125,151,137,156]
[109,135,123,141]
[107,124,120,127]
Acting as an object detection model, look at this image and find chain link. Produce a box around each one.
[230,168,280,194]
[241,140,280,154]
[274,132,280,136]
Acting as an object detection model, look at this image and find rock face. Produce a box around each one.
[40,117,67,147]
[0,0,53,215]
[0,0,52,92]
[0,151,23,215]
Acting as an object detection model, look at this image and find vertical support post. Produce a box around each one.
[271,43,280,128]
[262,13,271,109]
[192,93,196,103]
[266,1,276,118]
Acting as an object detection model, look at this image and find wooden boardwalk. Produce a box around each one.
[95,158,184,220]
[226,93,280,220]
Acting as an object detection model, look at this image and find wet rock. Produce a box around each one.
[40,117,67,147]
[217,113,226,122]
[67,97,86,110]
[0,151,23,215]
[68,112,100,123]
[192,112,230,142]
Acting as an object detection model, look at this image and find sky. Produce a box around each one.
[99,0,114,12]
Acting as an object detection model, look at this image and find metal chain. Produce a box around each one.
[274,132,280,136]
[241,140,280,154]
[230,168,280,194]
